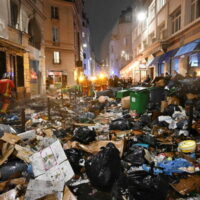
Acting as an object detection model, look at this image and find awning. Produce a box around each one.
[174,39,200,57]
[148,49,179,67]
[148,55,161,66]
[159,49,178,63]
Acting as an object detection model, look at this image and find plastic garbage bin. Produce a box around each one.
[130,87,149,114]
[116,90,131,99]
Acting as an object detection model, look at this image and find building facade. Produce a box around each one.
[0,0,46,98]
[44,0,84,87]
[108,7,133,76]
[81,13,92,78]
[121,0,200,82]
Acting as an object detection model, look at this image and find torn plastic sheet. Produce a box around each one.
[25,179,64,200]
[30,140,74,184]
[0,124,17,135]
[18,130,36,141]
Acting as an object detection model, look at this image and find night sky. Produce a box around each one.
[85,0,135,60]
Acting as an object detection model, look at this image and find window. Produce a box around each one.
[189,53,200,67]
[52,27,59,43]
[53,51,61,64]
[191,0,200,22]
[123,37,128,46]
[10,0,19,28]
[171,9,181,34]
[158,23,166,40]
[157,0,166,12]
[148,0,155,21]
[149,32,156,44]
[51,7,59,19]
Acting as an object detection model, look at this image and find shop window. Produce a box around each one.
[51,7,59,19]
[171,58,180,72]
[17,56,24,87]
[52,27,59,43]
[158,63,165,76]
[171,8,181,34]
[191,0,200,22]
[53,51,61,64]
[189,53,200,67]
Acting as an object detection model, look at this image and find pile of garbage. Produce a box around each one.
[0,78,200,200]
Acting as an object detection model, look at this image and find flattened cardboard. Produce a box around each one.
[1,133,20,145]
[30,140,74,183]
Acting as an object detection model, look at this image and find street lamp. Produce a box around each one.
[137,11,146,22]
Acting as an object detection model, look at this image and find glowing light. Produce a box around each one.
[99,73,106,79]
[79,75,85,82]
[83,43,87,48]
[137,11,146,22]
[91,76,97,82]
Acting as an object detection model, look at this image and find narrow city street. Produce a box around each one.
[0,0,200,200]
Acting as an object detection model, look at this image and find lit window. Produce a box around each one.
[51,7,59,19]
[157,0,166,12]
[171,8,181,34]
[191,0,200,22]
[53,51,60,64]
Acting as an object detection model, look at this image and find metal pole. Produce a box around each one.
[47,98,51,120]
[21,108,25,132]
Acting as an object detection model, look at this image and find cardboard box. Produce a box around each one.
[121,96,130,109]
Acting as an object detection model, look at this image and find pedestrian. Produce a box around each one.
[0,73,15,113]
[144,74,151,83]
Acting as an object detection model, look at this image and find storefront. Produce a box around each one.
[47,70,68,88]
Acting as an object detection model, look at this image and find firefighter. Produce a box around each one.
[81,76,90,96]
[95,78,101,92]
[0,73,15,113]
[101,76,109,90]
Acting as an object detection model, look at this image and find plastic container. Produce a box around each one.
[130,87,149,114]
[178,140,196,153]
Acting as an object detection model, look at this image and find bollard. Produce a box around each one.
[21,108,25,132]
[61,90,64,106]
[47,98,51,120]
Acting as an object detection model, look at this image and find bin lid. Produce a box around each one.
[129,87,148,92]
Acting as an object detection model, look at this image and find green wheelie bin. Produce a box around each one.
[116,90,131,99]
[130,87,149,114]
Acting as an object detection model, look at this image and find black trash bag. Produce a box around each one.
[176,119,188,130]
[70,183,112,200]
[65,148,84,174]
[163,104,181,116]
[139,114,152,126]
[123,146,146,166]
[85,143,121,191]
[0,161,29,181]
[112,171,169,200]
[97,89,114,98]
[53,129,67,138]
[110,118,132,131]
[73,127,96,144]
[137,134,157,146]
[79,112,95,123]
